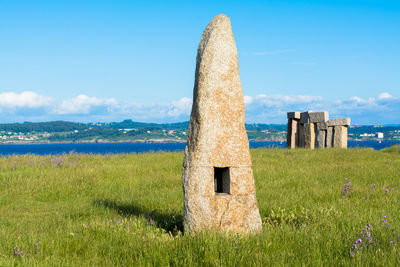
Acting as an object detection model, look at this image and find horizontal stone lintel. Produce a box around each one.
[308,111,329,123]
[299,111,311,124]
[328,118,351,126]
[287,112,301,119]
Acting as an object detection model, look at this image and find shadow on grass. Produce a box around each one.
[94,199,183,234]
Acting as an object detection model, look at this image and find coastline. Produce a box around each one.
[0,138,398,145]
[0,139,187,145]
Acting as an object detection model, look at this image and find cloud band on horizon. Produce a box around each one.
[0,91,398,125]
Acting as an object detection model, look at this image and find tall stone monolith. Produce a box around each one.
[182,14,262,234]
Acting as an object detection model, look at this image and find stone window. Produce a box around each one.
[214,167,230,194]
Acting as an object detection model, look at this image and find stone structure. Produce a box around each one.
[327,118,351,149]
[287,111,350,149]
[287,112,300,149]
[182,14,262,234]
[307,111,329,149]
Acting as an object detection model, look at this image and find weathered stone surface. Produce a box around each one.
[318,129,327,148]
[326,126,333,148]
[317,122,328,130]
[287,112,300,119]
[305,123,317,149]
[298,123,305,147]
[287,118,299,149]
[300,111,310,124]
[333,125,348,148]
[309,111,329,123]
[328,118,351,126]
[182,14,262,234]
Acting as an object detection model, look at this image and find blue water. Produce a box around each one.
[0,140,399,156]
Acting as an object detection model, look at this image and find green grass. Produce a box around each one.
[1,147,400,266]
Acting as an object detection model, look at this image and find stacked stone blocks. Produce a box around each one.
[287,111,350,149]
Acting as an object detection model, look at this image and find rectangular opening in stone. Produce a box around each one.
[214,167,230,194]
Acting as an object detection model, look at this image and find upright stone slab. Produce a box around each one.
[333,126,348,148]
[182,14,262,234]
[328,118,350,149]
[318,130,327,148]
[317,123,328,148]
[287,112,300,149]
[326,127,334,148]
[298,112,309,147]
[304,123,317,149]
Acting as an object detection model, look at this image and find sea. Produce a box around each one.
[0,140,399,156]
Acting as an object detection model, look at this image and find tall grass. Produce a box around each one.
[1,147,400,266]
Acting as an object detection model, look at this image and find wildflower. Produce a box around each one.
[383,216,387,223]
[13,246,23,255]
[371,184,376,190]
[342,178,352,198]
[34,242,40,253]
[366,232,371,238]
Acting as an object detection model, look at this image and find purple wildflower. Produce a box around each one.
[342,178,353,198]
[383,216,387,223]
[34,242,40,253]
[13,246,23,255]
[371,184,376,190]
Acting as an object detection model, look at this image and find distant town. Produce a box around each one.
[0,120,399,144]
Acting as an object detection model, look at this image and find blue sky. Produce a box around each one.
[0,0,399,124]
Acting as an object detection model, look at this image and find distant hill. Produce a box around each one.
[0,120,288,133]
[0,120,399,143]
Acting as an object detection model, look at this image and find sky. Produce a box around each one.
[0,0,399,125]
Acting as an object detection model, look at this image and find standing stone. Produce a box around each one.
[333,126,348,148]
[317,122,328,148]
[298,112,309,148]
[326,127,334,148]
[328,118,350,149]
[298,124,305,147]
[318,130,327,148]
[287,112,300,149]
[305,123,317,149]
[182,14,262,234]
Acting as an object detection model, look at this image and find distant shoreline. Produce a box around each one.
[0,138,398,145]
[0,139,187,145]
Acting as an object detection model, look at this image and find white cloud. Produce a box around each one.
[243,95,253,105]
[379,92,393,99]
[55,94,118,115]
[0,90,399,124]
[0,91,53,110]
[330,93,400,124]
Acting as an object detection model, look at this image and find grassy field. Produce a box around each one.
[1,147,400,266]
